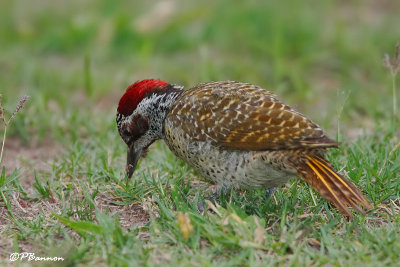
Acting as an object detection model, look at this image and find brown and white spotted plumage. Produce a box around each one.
[117,79,372,217]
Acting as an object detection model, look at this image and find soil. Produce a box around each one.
[1,137,63,186]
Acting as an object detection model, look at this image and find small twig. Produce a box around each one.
[0,126,7,166]
[48,185,56,203]
[12,193,27,213]
[308,187,317,207]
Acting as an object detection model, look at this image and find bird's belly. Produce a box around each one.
[164,128,296,189]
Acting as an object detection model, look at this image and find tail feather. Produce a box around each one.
[296,155,372,217]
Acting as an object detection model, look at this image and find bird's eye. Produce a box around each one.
[119,114,149,144]
[122,128,130,137]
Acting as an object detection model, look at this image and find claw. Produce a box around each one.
[264,187,277,199]
[197,186,225,213]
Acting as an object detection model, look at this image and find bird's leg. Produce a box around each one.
[197,185,226,213]
[264,187,277,201]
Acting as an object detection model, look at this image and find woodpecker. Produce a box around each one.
[116,79,372,217]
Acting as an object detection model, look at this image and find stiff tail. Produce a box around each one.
[296,155,372,217]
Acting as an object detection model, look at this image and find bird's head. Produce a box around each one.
[116,79,182,177]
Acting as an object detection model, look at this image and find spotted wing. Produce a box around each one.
[167,81,338,151]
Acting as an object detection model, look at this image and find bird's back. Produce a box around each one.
[165,81,338,151]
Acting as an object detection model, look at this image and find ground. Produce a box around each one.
[0,0,400,266]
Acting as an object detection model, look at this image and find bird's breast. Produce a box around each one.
[164,122,296,189]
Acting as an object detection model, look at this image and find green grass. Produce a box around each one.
[1,0,400,266]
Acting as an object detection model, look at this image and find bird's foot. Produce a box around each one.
[197,186,227,213]
[264,187,276,200]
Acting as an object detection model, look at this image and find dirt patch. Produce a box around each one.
[118,204,150,229]
[1,137,63,186]
[1,135,151,255]
[0,191,61,256]
[96,195,150,230]
[0,190,151,257]
[366,197,400,226]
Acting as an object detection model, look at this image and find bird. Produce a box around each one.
[116,79,372,217]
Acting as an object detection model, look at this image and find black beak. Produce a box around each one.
[126,144,142,178]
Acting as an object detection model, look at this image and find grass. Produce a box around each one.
[1,0,400,266]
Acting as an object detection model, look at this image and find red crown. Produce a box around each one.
[117,79,169,116]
